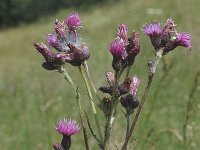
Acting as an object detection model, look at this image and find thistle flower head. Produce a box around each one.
[56,119,79,136]
[175,32,191,49]
[109,38,125,58]
[117,24,128,43]
[143,22,162,37]
[129,76,140,95]
[66,12,82,30]
[46,33,58,48]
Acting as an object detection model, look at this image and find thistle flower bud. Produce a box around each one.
[63,43,90,66]
[120,94,139,113]
[109,37,125,58]
[120,76,140,112]
[54,19,66,37]
[126,32,141,66]
[118,77,132,95]
[129,76,140,95]
[106,72,115,86]
[34,43,65,70]
[99,86,113,95]
[163,18,177,34]
[100,97,111,115]
[34,43,56,62]
[46,33,58,48]
[117,24,128,44]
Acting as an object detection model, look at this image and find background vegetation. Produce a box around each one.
[0,0,200,149]
[0,0,116,27]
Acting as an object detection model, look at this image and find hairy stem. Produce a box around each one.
[60,66,89,150]
[103,71,121,150]
[125,66,131,79]
[125,111,131,140]
[79,65,103,143]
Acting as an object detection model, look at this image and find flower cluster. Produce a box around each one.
[34,12,90,70]
[99,72,140,113]
[143,18,191,54]
[109,24,141,72]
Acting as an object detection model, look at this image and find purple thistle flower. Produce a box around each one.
[66,12,82,30]
[46,34,58,48]
[143,22,162,37]
[117,24,128,43]
[176,32,191,49]
[56,119,79,136]
[109,38,125,58]
[129,76,140,95]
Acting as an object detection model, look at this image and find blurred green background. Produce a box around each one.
[0,0,200,149]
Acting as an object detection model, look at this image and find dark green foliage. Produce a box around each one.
[0,0,114,27]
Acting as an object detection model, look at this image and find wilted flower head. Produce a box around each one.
[126,32,141,66]
[56,118,79,136]
[175,32,191,49]
[143,22,162,37]
[109,38,125,58]
[129,76,140,95]
[54,19,66,37]
[34,43,56,62]
[117,24,128,43]
[62,43,90,66]
[163,18,177,33]
[66,12,82,30]
[106,72,115,86]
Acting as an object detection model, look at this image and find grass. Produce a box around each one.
[0,0,200,149]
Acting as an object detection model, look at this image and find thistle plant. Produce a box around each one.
[34,12,191,150]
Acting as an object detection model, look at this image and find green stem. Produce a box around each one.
[121,49,163,150]
[79,65,103,143]
[103,71,121,150]
[60,66,89,150]
[125,111,131,140]
[125,66,131,79]
[83,61,101,103]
